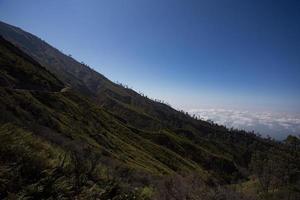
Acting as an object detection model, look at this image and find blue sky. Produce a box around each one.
[0,0,299,112]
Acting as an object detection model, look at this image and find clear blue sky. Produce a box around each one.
[1,0,299,112]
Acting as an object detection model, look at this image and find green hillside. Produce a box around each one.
[0,21,299,199]
[0,20,265,169]
[0,36,63,91]
[0,34,234,199]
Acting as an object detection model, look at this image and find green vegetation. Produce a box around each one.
[0,21,299,199]
[0,36,63,91]
[248,136,300,199]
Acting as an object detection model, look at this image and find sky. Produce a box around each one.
[0,0,299,137]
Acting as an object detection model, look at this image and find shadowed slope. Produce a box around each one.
[0,34,249,199]
[0,21,265,169]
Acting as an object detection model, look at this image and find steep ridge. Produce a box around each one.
[1,21,299,200]
[3,20,285,174]
[0,20,207,131]
[0,36,64,91]
[0,31,252,198]
[0,36,200,175]
[0,21,94,96]
[0,20,272,174]
[0,21,265,163]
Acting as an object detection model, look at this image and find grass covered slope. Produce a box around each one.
[0,36,64,91]
[0,20,265,169]
[0,33,246,199]
[1,21,299,199]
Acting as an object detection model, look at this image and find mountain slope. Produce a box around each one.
[1,21,299,200]
[0,21,211,131]
[0,20,272,177]
[0,36,63,91]
[0,33,243,199]
[0,20,264,167]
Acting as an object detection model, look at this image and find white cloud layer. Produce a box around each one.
[189,108,300,140]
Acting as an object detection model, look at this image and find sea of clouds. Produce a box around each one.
[189,108,300,140]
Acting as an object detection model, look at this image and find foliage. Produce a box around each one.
[0,21,299,199]
[249,137,300,199]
